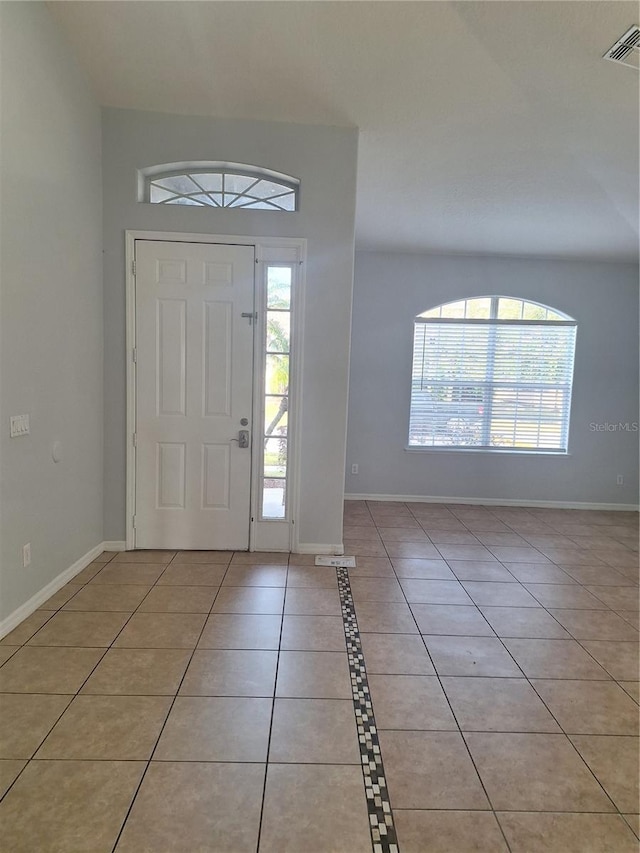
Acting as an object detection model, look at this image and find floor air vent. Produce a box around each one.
[603,26,640,70]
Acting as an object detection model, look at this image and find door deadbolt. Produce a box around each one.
[240,418,249,426]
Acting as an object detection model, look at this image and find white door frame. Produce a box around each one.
[125,230,307,552]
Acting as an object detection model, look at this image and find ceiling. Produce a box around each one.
[51,1,639,262]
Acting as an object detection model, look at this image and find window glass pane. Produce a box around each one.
[155,174,201,194]
[193,173,222,192]
[440,301,465,319]
[224,174,258,194]
[249,179,293,199]
[150,185,176,203]
[166,197,205,206]
[415,323,490,383]
[465,298,491,319]
[522,302,548,320]
[267,312,290,353]
[409,381,486,447]
[274,193,296,211]
[497,298,524,319]
[266,354,289,395]
[419,307,441,318]
[267,267,292,309]
[493,326,574,384]
[192,194,217,206]
[264,437,287,477]
[264,395,288,436]
[490,387,566,449]
[262,479,286,519]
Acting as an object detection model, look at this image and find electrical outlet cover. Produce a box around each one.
[10,414,30,438]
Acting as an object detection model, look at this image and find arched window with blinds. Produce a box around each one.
[408,297,577,452]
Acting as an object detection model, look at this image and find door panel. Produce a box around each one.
[135,240,255,549]
[203,301,232,416]
[157,299,186,415]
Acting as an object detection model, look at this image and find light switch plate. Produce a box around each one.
[10,414,30,437]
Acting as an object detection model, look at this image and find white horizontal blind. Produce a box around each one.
[409,319,577,451]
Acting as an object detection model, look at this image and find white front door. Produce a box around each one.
[135,240,255,549]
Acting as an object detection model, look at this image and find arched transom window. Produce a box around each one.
[139,162,299,211]
[409,297,577,452]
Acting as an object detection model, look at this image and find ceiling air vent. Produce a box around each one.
[603,26,640,70]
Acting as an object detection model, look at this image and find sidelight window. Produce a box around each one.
[261,266,293,518]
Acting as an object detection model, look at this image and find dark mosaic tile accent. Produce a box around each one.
[337,567,399,853]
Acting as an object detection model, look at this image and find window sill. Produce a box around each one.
[404,446,571,456]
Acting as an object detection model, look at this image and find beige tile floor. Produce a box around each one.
[0,502,637,852]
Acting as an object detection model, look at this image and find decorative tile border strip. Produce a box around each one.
[337,566,400,853]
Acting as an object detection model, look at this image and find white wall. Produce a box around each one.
[0,2,103,622]
[102,108,358,548]
[346,251,639,507]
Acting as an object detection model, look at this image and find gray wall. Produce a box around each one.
[0,3,103,621]
[346,251,639,506]
[102,108,358,547]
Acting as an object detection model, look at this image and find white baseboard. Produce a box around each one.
[345,493,639,512]
[102,540,126,551]
[295,543,345,555]
[0,540,127,640]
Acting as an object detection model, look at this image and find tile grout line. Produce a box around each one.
[370,502,630,837]
[370,502,516,852]
[0,518,636,846]
[443,511,636,821]
[108,551,234,853]
[337,565,400,853]
[0,550,130,805]
[0,550,182,813]
[254,557,289,853]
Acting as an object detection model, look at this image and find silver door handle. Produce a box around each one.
[230,429,250,448]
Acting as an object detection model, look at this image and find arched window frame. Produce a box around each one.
[138,161,300,211]
[408,296,577,453]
